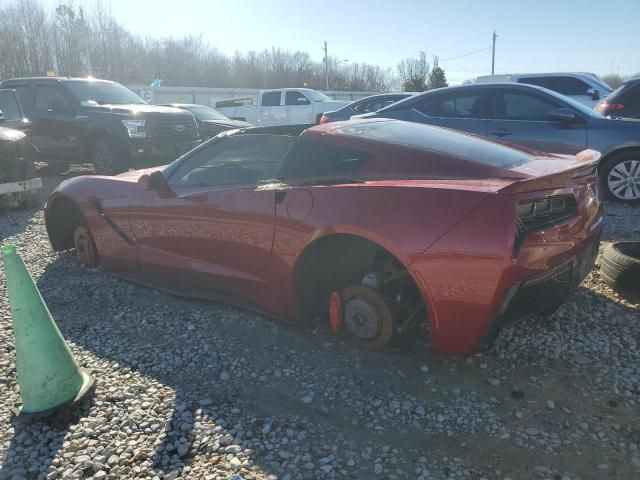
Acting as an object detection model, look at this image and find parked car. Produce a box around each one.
[595,77,640,119]
[160,103,251,140]
[215,88,348,126]
[319,93,415,123]
[476,72,613,107]
[0,89,41,209]
[359,83,640,203]
[44,119,603,356]
[0,77,201,174]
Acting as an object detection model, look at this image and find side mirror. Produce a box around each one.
[147,171,166,191]
[587,88,600,101]
[137,174,150,190]
[0,109,4,122]
[549,108,578,123]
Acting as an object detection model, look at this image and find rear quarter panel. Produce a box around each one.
[255,183,491,320]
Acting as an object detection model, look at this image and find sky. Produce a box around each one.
[41,0,640,85]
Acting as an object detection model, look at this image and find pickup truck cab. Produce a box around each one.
[475,72,613,108]
[0,77,201,174]
[216,88,349,126]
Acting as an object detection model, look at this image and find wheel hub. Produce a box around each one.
[608,159,640,200]
[344,295,382,340]
[73,227,98,268]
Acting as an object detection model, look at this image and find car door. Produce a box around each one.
[30,83,81,158]
[402,89,490,136]
[285,90,312,124]
[129,134,295,296]
[0,90,26,132]
[257,90,287,126]
[487,87,587,154]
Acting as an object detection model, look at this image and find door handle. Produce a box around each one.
[490,128,512,137]
[184,194,208,203]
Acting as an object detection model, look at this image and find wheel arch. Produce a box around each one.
[291,230,434,337]
[45,194,88,251]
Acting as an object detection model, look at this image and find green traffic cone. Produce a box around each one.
[1,244,94,417]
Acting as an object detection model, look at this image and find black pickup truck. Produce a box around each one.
[0,77,200,174]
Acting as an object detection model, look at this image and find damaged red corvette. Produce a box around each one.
[45,119,603,355]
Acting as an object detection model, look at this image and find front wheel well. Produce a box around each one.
[293,234,429,344]
[46,197,86,251]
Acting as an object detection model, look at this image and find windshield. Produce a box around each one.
[590,76,614,94]
[65,81,147,105]
[184,105,229,121]
[306,90,333,102]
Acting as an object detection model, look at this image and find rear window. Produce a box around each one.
[261,91,282,107]
[333,121,531,169]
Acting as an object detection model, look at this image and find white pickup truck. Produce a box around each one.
[216,88,349,126]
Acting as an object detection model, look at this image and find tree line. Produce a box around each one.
[0,0,451,92]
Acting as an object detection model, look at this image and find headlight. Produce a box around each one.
[122,119,146,138]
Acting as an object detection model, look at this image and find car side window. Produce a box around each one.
[353,99,396,114]
[415,93,488,118]
[280,139,372,179]
[519,76,590,96]
[552,77,591,95]
[0,92,21,121]
[285,91,310,106]
[169,134,295,188]
[495,91,560,121]
[261,91,282,107]
[8,86,31,112]
[34,85,69,112]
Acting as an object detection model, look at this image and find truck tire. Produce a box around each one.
[93,137,130,175]
[600,150,640,204]
[600,241,640,296]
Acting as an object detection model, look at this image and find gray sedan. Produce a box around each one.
[360,83,640,203]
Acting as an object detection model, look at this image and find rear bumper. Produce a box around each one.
[479,230,601,350]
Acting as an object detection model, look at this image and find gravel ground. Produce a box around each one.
[1,176,639,480]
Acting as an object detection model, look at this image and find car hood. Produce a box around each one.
[115,166,166,181]
[82,103,189,116]
[202,119,251,129]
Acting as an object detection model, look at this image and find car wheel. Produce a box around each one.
[73,225,100,268]
[93,137,129,175]
[600,241,640,296]
[600,151,640,204]
[338,285,395,350]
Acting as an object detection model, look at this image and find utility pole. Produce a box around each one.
[324,41,329,91]
[491,31,497,75]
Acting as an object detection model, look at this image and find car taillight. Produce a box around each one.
[517,195,578,235]
[595,102,624,115]
[319,115,330,124]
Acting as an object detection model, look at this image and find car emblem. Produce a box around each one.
[174,124,186,132]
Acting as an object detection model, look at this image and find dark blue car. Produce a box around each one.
[320,92,415,124]
[360,83,640,203]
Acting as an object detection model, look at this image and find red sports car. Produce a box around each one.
[45,119,603,356]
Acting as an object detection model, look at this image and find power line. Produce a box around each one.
[440,46,493,63]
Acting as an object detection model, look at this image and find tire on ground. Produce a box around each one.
[600,241,640,296]
[92,136,130,175]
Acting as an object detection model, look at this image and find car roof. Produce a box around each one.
[374,82,556,112]
[478,72,598,79]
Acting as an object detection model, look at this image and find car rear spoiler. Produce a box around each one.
[499,149,601,194]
